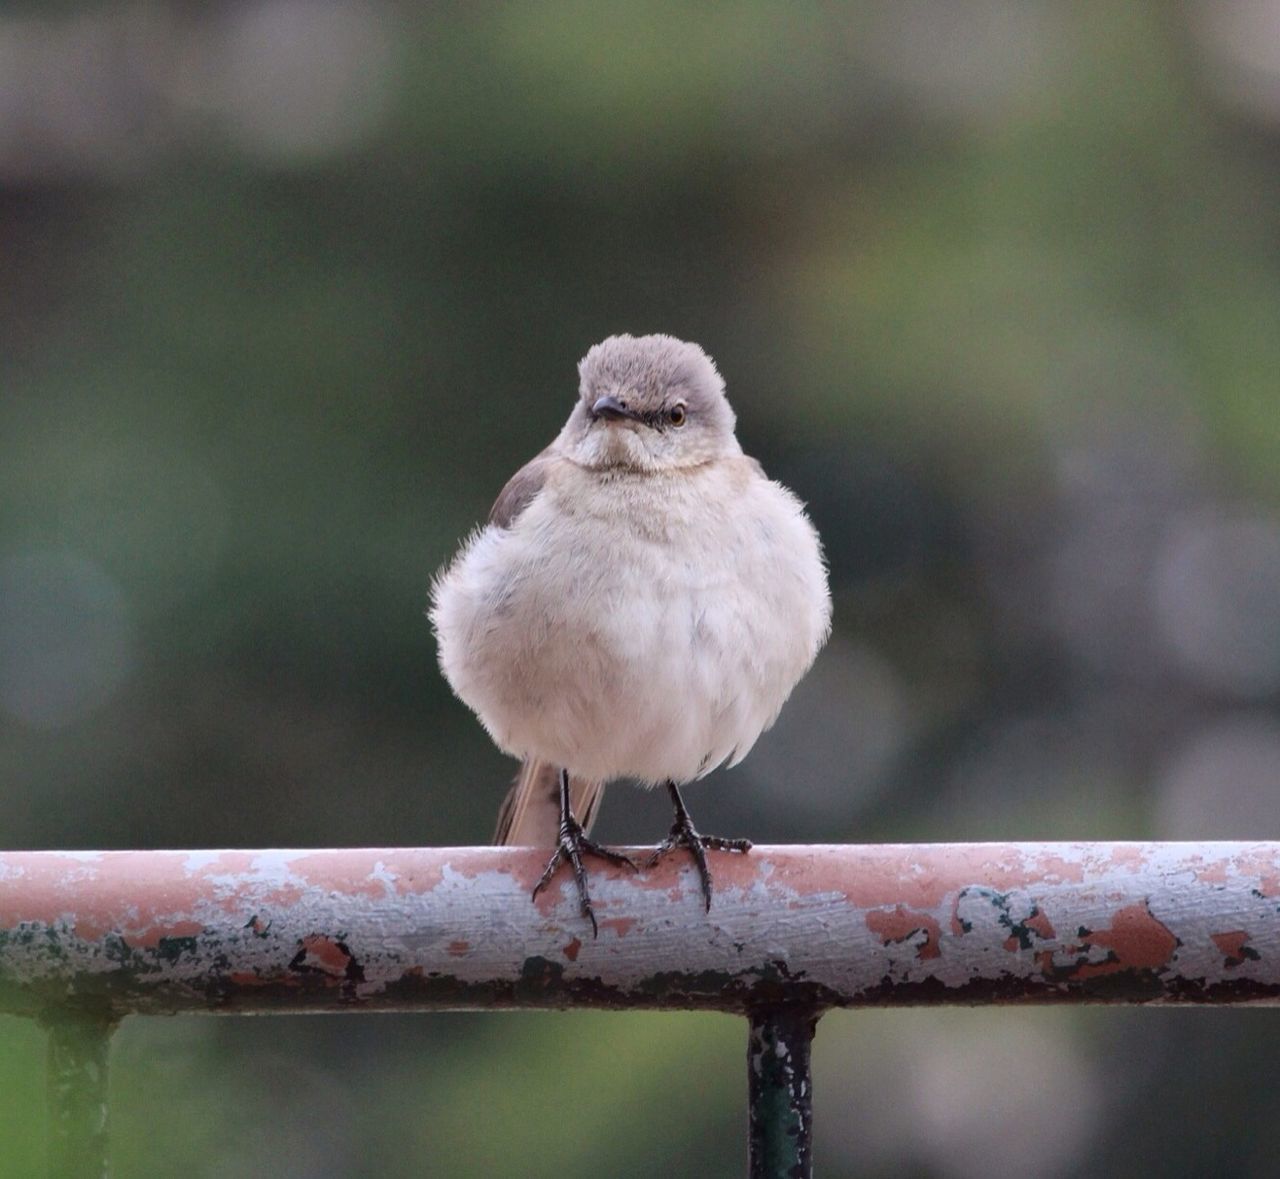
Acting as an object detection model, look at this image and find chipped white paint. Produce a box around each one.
[0,843,1278,1016]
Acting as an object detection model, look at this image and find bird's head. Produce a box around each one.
[557,334,741,471]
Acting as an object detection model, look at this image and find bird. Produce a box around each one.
[430,334,831,934]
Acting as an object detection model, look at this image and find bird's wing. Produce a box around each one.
[493,758,605,846]
[487,447,603,846]
[488,446,558,529]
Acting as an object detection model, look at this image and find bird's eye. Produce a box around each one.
[667,404,687,427]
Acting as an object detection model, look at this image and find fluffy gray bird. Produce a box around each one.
[430,334,831,933]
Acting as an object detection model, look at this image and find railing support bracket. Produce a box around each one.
[42,1010,116,1179]
[747,1006,821,1179]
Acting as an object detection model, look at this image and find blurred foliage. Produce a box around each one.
[3,2,1280,1175]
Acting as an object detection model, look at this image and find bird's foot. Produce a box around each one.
[645,810,751,912]
[532,817,637,938]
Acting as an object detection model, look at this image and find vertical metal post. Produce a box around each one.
[44,1011,116,1179]
[747,1006,819,1179]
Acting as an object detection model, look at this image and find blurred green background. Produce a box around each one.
[3,2,1280,1175]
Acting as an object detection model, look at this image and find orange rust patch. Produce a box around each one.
[0,852,230,946]
[386,855,447,895]
[1031,853,1088,885]
[636,849,749,897]
[667,847,762,894]
[123,920,205,950]
[0,852,192,932]
[1212,930,1247,958]
[502,847,650,895]
[798,847,951,909]
[1025,908,1056,940]
[1071,901,1178,980]
[477,848,550,894]
[528,883,622,922]
[866,906,942,960]
[1194,859,1229,885]
[262,884,305,908]
[563,938,582,962]
[1231,848,1280,897]
[445,940,470,958]
[0,850,452,949]
[194,852,259,877]
[762,845,1088,912]
[597,917,636,938]
[288,852,394,899]
[1211,930,1257,969]
[530,874,566,919]
[1108,846,1147,872]
[298,935,353,975]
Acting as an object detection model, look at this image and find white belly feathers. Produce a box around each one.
[431,458,830,786]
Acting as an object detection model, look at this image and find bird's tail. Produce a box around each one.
[493,758,606,846]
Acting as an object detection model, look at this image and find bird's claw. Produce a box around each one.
[646,813,751,911]
[532,818,637,938]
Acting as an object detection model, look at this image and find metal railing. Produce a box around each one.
[4,841,1280,1177]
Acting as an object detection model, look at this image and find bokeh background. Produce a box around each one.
[2,2,1280,1175]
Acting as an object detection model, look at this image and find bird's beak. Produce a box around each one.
[591,394,642,423]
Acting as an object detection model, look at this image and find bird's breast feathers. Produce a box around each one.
[431,454,830,783]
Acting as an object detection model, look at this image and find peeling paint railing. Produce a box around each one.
[4,842,1280,1176]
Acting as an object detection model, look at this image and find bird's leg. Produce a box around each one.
[532,768,636,937]
[645,781,752,911]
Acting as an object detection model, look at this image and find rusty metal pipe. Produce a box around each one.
[2,843,1280,1018]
